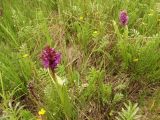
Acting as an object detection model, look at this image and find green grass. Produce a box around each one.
[0,0,160,120]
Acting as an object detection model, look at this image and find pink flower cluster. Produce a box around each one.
[40,45,61,70]
[119,10,129,26]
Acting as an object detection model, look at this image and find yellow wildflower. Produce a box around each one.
[22,54,29,58]
[133,58,138,62]
[148,13,153,16]
[93,31,98,34]
[38,108,46,115]
[79,16,84,20]
[92,31,99,37]
[142,22,146,25]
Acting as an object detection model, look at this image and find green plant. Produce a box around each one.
[116,101,141,120]
[0,0,160,119]
[131,35,160,82]
[0,73,35,120]
[43,70,76,120]
[0,102,34,120]
[80,67,105,102]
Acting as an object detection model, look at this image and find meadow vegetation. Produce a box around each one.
[0,0,160,120]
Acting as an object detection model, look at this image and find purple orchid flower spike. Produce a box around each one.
[40,45,61,71]
[119,10,129,26]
